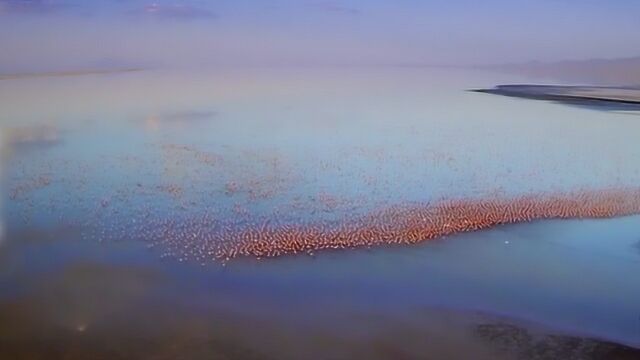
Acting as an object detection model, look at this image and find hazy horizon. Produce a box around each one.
[1,0,640,72]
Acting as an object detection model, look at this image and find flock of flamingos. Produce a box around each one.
[126,187,640,264]
[6,133,640,265]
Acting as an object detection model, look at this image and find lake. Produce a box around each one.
[1,67,639,359]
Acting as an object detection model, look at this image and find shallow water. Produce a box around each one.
[1,67,640,357]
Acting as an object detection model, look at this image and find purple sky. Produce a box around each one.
[1,0,639,71]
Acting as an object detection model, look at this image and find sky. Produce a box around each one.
[1,0,640,71]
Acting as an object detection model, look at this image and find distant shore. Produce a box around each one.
[0,68,143,80]
[472,84,640,110]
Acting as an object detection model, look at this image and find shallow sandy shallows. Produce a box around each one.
[1,261,639,360]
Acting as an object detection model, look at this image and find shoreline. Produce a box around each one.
[471,84,640,110]
[0,68,144,80]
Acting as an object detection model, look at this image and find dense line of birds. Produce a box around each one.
[82,187,640,264]
[7,139,640,265]
[9,174,52,200]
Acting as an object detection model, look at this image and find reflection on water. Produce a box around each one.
[1,68,640,358]
[3,125,60,151]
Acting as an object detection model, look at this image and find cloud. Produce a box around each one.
[133,3,215,20]
[310,1,360,16]
[0,0,69,14]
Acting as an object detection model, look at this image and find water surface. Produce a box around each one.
[1,67,640,358]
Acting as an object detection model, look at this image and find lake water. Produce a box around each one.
[1,67,639,358]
